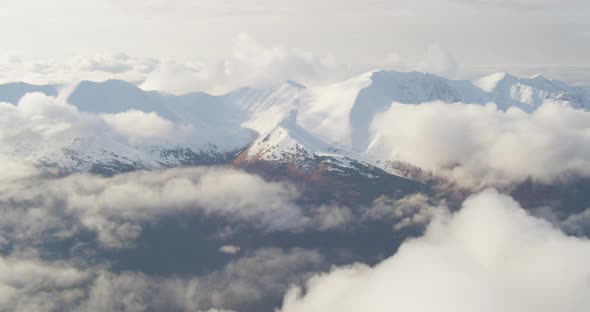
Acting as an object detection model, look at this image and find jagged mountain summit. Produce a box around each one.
[1,70,588,178]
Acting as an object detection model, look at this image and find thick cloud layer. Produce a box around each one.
[280,189,590,312]
[0,138,356,311]
[0,248,323,312]
[0,163,353,249]
[369,102,590,187]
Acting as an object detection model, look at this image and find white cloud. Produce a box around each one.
[0,156,40,183]
[9,32,589,96]
[0,93,103,149]
[416,44,458,78]
[0,124,343,310]
[280,189,590,312]
[0,257,90,312]
[0,34,465,95]
[219,245,241,255]
[0,248,323,312]
[221,33,337,90]
[364,193,446,231]
[68,53,158,75]
[101,109,176,139]
[140,61,211,94]
[0,166,312,248]
[2,0,590,85]
[0,92,356,248]
[555,208,590,236]
[141,33,343,94]
[0,35,345,95]
[176,248,324,310]
[0,54,159,87]
[0,91,230,161]
[309,205,354,231]
[368,102,590,187]
[0,157,356,248]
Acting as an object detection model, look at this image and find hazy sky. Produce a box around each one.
[0,0,589,86]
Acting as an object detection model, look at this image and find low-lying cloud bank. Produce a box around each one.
[0,247,323,312]
[0,162,352,249]
[0,155,356,311]
[369,102,590,187]
[280,189,590,312]
[1,154,588,311]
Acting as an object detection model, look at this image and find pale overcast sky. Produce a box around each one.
[0,0,589,90]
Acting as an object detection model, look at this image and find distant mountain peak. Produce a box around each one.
[78,78,138,88]
[474,72,517,92]
[530,74,549,81]
[0,82,58,104]
[1,69,589,177]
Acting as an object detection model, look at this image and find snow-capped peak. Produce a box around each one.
[241,109,341,165]
[1,69,589,176]
[474,72,516,92]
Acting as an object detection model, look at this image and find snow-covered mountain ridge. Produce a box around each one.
[1,70,588,177]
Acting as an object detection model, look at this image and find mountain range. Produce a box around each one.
[2,70,589,203]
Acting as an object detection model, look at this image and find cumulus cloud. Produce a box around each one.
[416,44,458,78]
[0,34,464,95]
[364,193,446,231]
[140,61,211,95]
[140,33,342,94]
[219,245,241,255]
[363,45,459,78]
[68,53,158,75]
[0,91,245,171]
[0,35,343,95]
[174,248,324,311]
[0,248,323,312]
[0,92,190,147]
[0,256,91,312]
[0,53,158,87]
[79,248,323,312]
[546,207,590,237]
[0,155,358,249]
[0,166,314,248]
[0,156,41,182]
[280,189,590,312]
[221,33,337,90]
[368,102,590,187]
[307,205,354,231]
[101,109,176,139]
[0,137,360,312]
